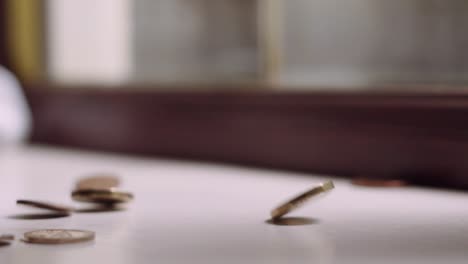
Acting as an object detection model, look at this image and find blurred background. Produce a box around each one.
[3,0,468,89]
[2,0,468,189]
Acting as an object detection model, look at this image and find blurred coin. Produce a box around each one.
[351,178,407,187]
[75,205,125,213]
[76,175,120,190]
[17,199,74,214]
[0,240,11,247]
[72,189,133,204]
[0,234,14,241]
[8,212,70,220]
[271,181,334,220]
[0,234,14,247]
[266,217,318,226]
[24,229,95,244]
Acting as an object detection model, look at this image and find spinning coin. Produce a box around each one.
[271,181,334,219]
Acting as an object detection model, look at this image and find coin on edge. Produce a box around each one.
[72,189,134,204]
[17,200,74,213]
[271,180,334,220]
[76,175,120,190]
[24,229,95,244]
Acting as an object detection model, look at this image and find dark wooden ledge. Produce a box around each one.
[24,84,468,189]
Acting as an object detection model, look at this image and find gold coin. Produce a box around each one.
[271,181,334,219]
[72,189,134,204]
[17,200,74,213]
[24,229,95,244]
[76,175,120,190]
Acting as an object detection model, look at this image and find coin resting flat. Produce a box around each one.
[72,189,134,204]
[270,180,334,219]
[24,229,95,244]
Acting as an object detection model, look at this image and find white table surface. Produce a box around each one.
[1,145,468,264]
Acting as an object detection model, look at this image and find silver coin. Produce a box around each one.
[24,229,95,244]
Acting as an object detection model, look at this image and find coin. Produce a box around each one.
[76,175,120,190]
[0,234,14,247]
[72,189,133,204]
[351,178,407,187]
[0,240,11,247]
[266,217,317,226]
[24,229,95,244]
[0,234,14,241]
[271,180,334,219]
[17,200,74,213]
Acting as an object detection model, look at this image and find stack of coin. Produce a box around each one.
[7,173,133,247]
[72,174,134,206]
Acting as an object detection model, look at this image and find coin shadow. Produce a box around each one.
[75,205,125,213]
[265,216,319,226]
[8,213,70,220]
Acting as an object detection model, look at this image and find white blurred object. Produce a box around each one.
[0,67,31,144]
[47,0,132,85]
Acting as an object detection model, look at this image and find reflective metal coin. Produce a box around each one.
[72,189,133,204]
[76,175,120,190]
[351,178,407,187]
[17,200,74,213]
[24,229,95,244]
[271,180,334,219]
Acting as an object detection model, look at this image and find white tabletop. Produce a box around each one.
[1,146,467,264]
